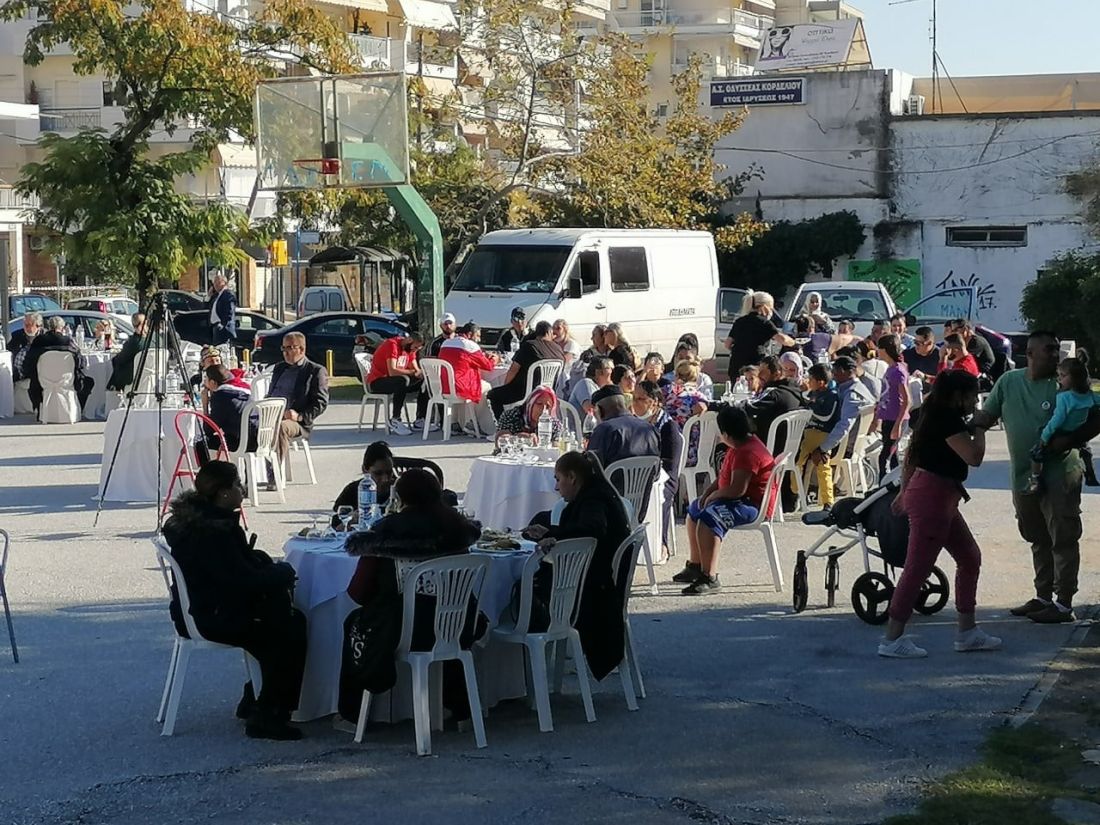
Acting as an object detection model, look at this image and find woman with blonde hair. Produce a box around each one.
[724,290,795,382]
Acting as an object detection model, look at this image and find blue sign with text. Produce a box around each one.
[709,77,806,107]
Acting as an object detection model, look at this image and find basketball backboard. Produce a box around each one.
[254,73,410,191]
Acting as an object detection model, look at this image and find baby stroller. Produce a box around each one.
[792,469,950,624]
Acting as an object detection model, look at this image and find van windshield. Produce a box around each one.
[450,245,570,293]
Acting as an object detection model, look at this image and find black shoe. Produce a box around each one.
[672,562,702,584]
[1029,605,1075,624]
[245,709,303,741]
[235,681,257,720]
[681,574,720,596]
[1085,466,1099,487]
[1009,598,1050,617]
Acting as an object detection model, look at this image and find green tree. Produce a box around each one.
[1,0,357,293]
[1066,166,1100,234]
[1020,252,1100,369]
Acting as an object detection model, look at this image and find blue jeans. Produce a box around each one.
[687,497,759,538]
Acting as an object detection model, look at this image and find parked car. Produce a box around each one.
[158,289,206,314]
[6,310,134,344]
[251,311,407,376]
[9,292,61,317]
[172,309,284,354]
[297,285,347,317]
[67,295,139,324]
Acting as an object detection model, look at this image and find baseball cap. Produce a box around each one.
[510,306,526,321]
[439,312,456,326]
[591,385,624,407]
[832,355,857,372]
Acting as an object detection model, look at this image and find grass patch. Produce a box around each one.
[328,376,363,402]
[884,724,1084,825]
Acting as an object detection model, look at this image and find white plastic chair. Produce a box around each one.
[503,359,566,411]
[228,398,286,506]
[764,409,812,522]
[284,435,317,485]
[150,536,261,736]
[354,352,398,433]
[558,398,584,441]
[603,456,660,596]
[36,350,81,423]
[718,452,788,593]
[677,412,719,507]
[842,405,878,496]
[14,379,33,414]
[420,357,479,442]
[353,554,490,756]
[130,348,169,409]
[0,530,17,663]
[611,526,648,709]
[492,538,597,733]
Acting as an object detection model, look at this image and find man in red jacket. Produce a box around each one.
[439,322,499,435]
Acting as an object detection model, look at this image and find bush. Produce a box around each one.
[1020,252,1100,372]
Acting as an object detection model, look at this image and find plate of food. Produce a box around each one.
[475,529,522,552]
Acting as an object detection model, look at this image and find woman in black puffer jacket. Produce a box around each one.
[162,460,307,741]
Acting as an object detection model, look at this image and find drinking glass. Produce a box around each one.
[336,505,354,533]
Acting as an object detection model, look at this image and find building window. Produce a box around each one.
[946,226,1027,248]
[655,103,669,118]
[608,247,650,292]
[102,81,127,107]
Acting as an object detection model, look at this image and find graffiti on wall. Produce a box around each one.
[847,259,922,307]
[933,271,998,313]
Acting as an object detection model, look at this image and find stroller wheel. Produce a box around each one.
[825,557,840,608]
[915,566,951,615]
[851,572,894,625]
[793,552,809,613]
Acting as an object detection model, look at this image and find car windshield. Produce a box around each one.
[793,289,890,322]
[450,245,570,294]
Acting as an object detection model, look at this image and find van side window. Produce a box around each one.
[304,292,325,312]
[573,251,600,293]
[608,247,649,292]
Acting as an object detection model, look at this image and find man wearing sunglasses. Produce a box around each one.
[268,331,329,468]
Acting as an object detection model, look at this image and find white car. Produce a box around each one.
[67,295,139,325]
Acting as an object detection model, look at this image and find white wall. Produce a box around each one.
[891,113,1100,331]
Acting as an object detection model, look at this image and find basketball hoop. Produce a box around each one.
[292,158,340,182]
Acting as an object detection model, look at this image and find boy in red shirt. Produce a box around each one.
[673,405,776,595]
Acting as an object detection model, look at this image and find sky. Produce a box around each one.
[856,0,1100,78]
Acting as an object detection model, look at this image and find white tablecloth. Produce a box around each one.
[83,352,113,420]
[0,351,13,419]
[482,364,510,388]
[97,408,196,502]
[283,534,530,722]
[466,455,666,557]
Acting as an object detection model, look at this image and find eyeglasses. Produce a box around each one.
[281,345,301,352]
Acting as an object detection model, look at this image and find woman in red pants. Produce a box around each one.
[878,370,1002,658]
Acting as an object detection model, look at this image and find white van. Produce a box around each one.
[445,228,719,359]
[297,285,347,317]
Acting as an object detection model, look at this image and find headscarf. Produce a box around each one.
[779,351,805,382]
[524,386,559,429]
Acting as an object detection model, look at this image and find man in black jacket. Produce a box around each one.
[107,312,147,391]
[24,315,93,411]
[267,331,329,463]
[207,272,238,346]
[744,356,805,452]
[7,311,42,381]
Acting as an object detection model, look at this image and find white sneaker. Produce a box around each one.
[389,420,412,436]
[954,627,1003,653]
[427,421,441,433]
[877,636,928,659]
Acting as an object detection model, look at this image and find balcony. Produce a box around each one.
[349,34,458,80]
[0,187,39,211]
[671,59,755,78]
[350,33,394,70]
[612,6,773,46]
[39,107,101,132]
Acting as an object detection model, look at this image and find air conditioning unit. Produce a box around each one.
[907,94,926,116]
[28,235,47,252]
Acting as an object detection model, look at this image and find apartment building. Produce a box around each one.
[773,0,862,25]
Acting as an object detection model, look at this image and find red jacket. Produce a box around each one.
[439,336,495,402]
[939,353,980,378]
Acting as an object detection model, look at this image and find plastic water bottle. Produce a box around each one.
[357,474,377,532]
[537,407,553,448]
[75,325,85,350]
[733,376,749,396]
[582,409,597,438]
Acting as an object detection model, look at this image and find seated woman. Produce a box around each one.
[672,406,776,596]
[339,470,482,723]
[203,364,256,453]
[662,338,714,398]
[523,451,631,681]
[162,461,307,740]
[494,386,563,447]
[332,441,396,528]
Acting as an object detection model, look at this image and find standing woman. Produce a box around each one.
[725,291,795,383]
[878,370,1000,658]
[871,334,910,478]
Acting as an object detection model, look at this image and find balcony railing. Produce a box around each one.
[349,35,458,79]
[671,59,755,78]
[0,188,39,210]
[39,107,101,132]
[613,7,772,37]
[350,33,394,69]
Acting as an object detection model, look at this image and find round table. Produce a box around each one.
[464,456,560,532]
[0,351,13,419]
[83,351,114,420]
[482,364,511,388]
[283,534,531,722]
[97,407,196,502]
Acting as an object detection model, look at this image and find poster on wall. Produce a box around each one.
[755,20,872,73]
[848,259,922,308]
